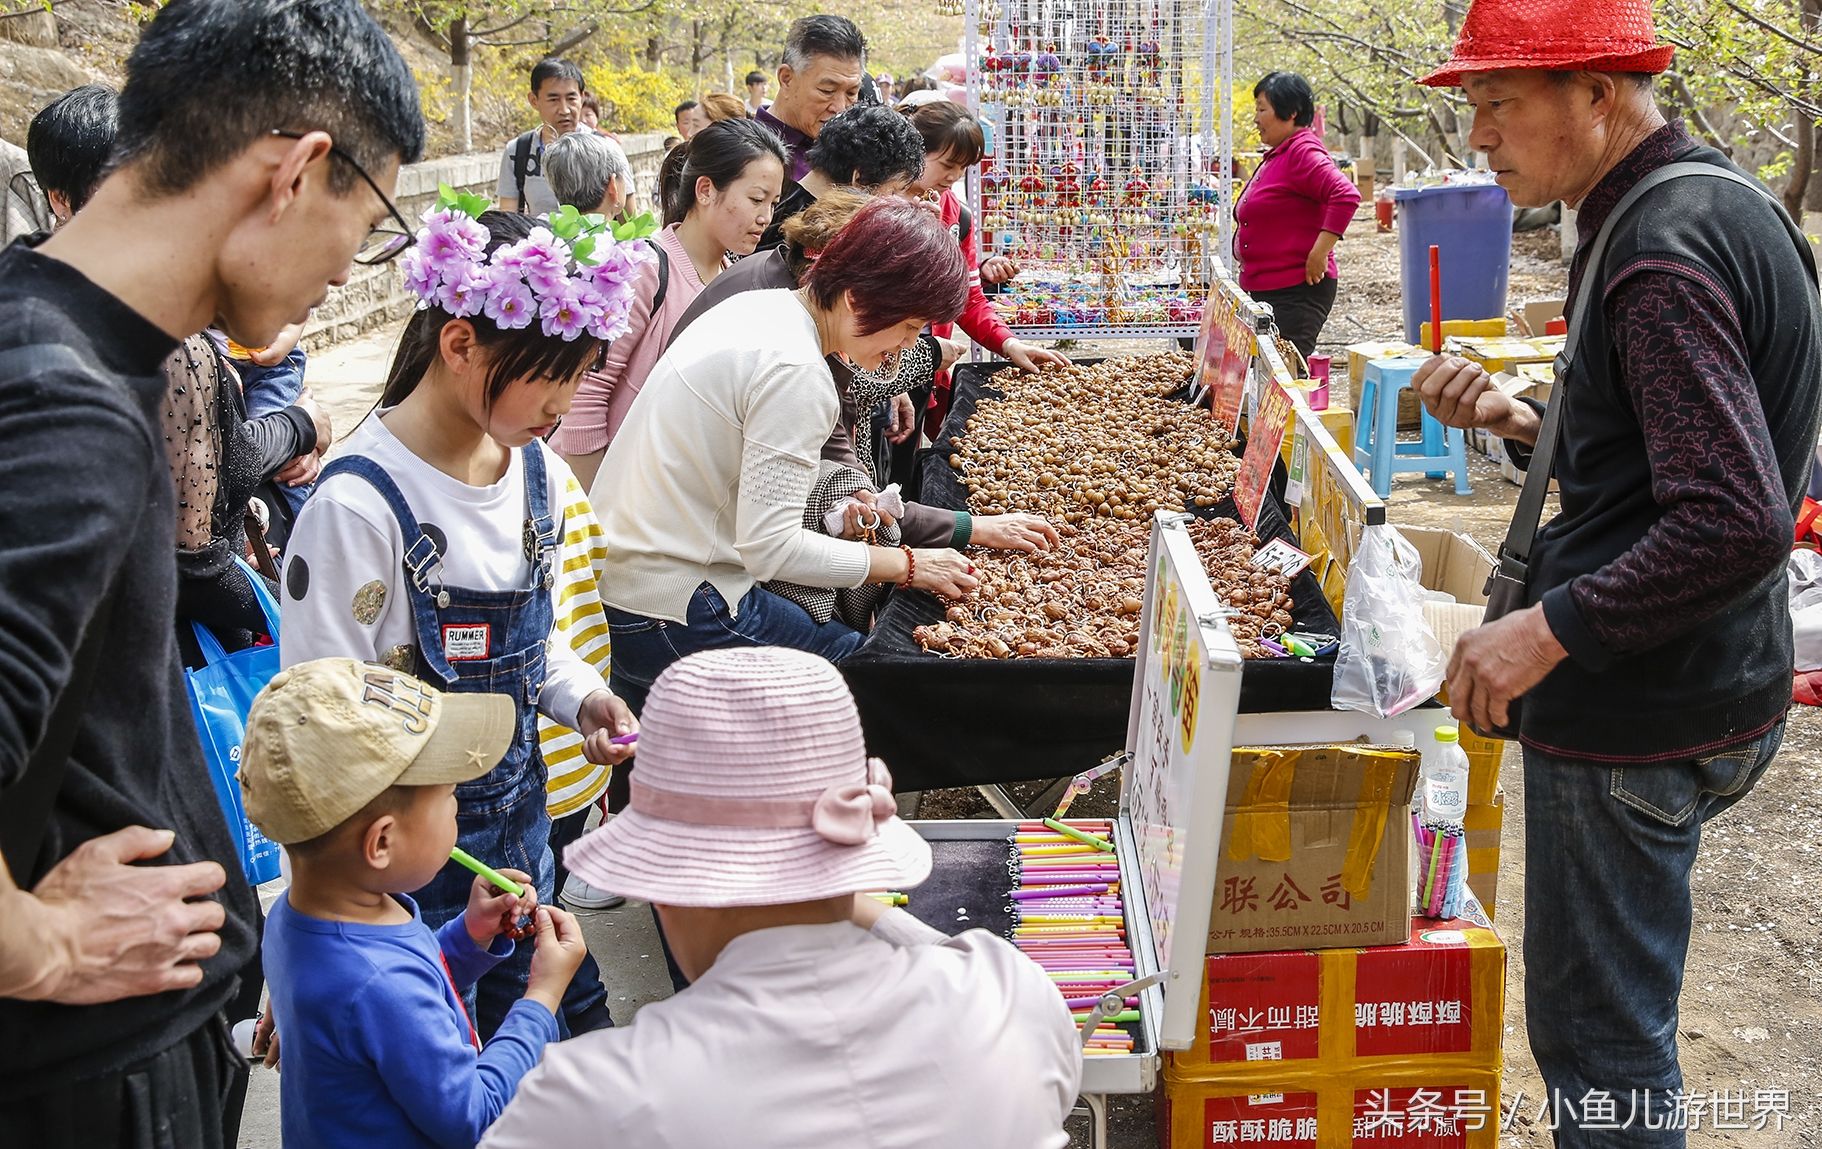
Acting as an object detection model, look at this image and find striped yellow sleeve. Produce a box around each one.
[544,474,613,816]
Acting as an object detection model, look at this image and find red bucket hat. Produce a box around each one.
[1420,0,1675,87]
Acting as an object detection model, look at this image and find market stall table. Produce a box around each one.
[842,359,1339,792]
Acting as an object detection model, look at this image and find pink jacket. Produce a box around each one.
[1232,128,1361,293]
[550,224,714,456]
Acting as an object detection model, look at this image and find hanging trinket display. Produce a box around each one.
[962,0,1232,338]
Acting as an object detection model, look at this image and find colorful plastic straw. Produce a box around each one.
[449,847,523,896]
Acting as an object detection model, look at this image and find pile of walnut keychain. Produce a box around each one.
[914,352,1295,660]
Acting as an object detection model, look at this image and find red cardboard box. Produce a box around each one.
[1163,1078,1502,1148]
[1171,917,1505,1078]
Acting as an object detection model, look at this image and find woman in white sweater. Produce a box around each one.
[589,198,975,709]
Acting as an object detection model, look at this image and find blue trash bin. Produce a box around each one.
[1394,182,1513,343]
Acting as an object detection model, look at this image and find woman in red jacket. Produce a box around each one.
[900,96,1071,440]
[1232,72,1362,359]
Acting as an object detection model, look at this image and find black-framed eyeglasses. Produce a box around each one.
[271,130,416,265]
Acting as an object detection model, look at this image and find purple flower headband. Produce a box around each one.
[398,187,657,343]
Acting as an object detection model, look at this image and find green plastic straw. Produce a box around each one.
[449,847,523,896]
[1072,1009,1142,1023]
[1043,818,1115,852]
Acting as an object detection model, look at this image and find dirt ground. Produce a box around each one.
[299,216,1819,1148]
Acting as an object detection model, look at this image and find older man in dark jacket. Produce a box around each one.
[1411,1,1821,1144]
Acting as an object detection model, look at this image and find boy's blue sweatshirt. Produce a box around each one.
[264,891,560,1149]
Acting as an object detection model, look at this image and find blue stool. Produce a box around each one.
[1354,356,1472,498]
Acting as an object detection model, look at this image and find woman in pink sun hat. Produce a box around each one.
[479,647,1082,1149]
[1413,2,1822,1147]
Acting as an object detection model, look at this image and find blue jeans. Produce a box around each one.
[603,582,863,713]
[1521,722,1783,1147]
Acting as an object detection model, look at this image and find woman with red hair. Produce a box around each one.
[589,198,981,711]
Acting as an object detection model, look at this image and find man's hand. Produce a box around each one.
[463,868,535,947]
[980,255,1019,286]
[1412,354,1536,441]
[1002,339,1072,374]
[971,513,1059,553]
[274,453,322,488]
[1445,605,1568,734]
[887,393,918,444]
[577,690,638,767]
[5,826,227,1005]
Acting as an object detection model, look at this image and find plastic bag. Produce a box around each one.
[183,558,284,885]
[1331,524,1446,717]
[1789,549,1822,672]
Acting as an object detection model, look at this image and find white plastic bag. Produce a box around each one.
[1331,524,1447,717]
[1789,549,1822,672]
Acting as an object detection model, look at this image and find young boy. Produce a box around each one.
[241,658,588,1149]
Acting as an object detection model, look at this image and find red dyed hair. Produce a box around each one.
[801,198,967,334]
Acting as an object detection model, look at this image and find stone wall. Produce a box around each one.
[303,132,671,347]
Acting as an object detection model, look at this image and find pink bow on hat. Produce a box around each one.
[811,758,896,846]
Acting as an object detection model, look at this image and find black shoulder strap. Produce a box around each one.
[512,131,536,209]
[646,238,670,313]
[0,343,121,883]
[1496,163,1813,579]
[958,204,973,247]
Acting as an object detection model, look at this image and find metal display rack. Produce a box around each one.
[962,0,1234,341]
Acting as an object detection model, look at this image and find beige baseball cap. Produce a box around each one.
[239,658,515,845]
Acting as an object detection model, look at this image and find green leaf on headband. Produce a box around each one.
[609,211,660,241]
[434,183,491,220]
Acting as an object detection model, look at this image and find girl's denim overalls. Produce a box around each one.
[316,445,610,1037]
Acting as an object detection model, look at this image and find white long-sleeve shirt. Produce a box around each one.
[479,909,1083,1149]
[281,415,606,730]
[589,288,872,623]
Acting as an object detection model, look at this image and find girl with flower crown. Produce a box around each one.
[551,118,788,490]
[280,205,643,1040]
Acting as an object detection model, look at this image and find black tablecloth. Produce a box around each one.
[841,359,1338,791]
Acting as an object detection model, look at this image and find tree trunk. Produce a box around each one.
[1789,0,1822,216]
[450,17,473,154]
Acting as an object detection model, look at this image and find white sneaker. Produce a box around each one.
[562,874,626,910]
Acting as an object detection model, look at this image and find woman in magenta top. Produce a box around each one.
[551,119,787,490]
[1232,72,1361,359]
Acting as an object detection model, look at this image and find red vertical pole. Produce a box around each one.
[1428,243,1443,353]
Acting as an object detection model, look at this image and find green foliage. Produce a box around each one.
[609,210,662,240]
[585,62,696,134]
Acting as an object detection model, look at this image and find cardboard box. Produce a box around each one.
[1161,917,1508,1147]
[1446,335,1563,377]
[1513,297,1566,337]
[1210,746,1420,954]
[1464,789,1503,920]
[1160,1074,1502,1149]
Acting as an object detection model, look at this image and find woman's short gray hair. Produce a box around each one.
[544,130,631,213]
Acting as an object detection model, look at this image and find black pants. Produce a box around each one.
[1249,276,1339,360]
[3,1016,241,1149]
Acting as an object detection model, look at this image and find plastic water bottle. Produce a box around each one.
[1421,726,1470,824]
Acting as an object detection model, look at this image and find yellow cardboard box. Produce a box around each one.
[1464,789,1504,920]
[1210,747,1419,955]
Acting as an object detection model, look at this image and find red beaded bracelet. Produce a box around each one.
[899,545,916,589]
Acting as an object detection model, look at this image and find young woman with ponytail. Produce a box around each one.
[550,118,788,489]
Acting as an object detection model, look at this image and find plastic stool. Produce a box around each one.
[1353,356,1471,498]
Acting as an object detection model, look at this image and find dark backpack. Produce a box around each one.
[645,237,670,313]
[511,130,539,209]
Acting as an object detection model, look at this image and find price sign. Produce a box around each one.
[1234,379,1295,529]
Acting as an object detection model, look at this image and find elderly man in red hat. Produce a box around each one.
[1412,2,1821,1143]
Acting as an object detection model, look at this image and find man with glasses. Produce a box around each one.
[0,2,423,1146]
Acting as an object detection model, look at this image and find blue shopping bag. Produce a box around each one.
[184,559,284,885]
